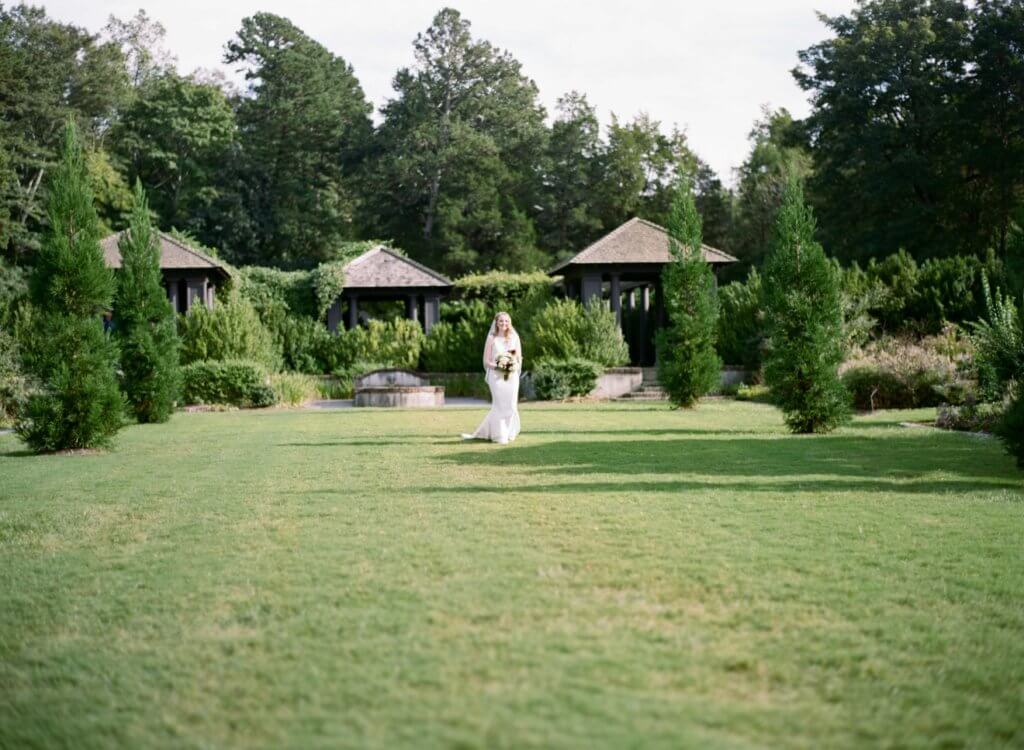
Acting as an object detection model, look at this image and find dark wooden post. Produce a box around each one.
[346,294,359,330]
[610,273,622,327]
[581,273,602,307]
[423,295,441,333]
[406,294,420,325]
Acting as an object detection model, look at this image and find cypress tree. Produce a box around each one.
[114,181,180,422]
[16,120,124,451]
[762,178,850,433]
[655,185,721,408]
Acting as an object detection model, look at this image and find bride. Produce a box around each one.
[462,311,522,444]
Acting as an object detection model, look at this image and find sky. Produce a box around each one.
[46,0,859,186]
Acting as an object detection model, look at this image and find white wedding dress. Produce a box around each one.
[463,334,521,444]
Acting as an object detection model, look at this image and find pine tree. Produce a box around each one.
[114,181,180,422]
[762,178,850,433]
[16,120,124,451]
[655,185,721,408]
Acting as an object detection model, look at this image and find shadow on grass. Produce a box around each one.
[432,433,1023,492]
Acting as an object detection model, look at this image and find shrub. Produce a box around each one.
[181,360,276,408]
[0,328,29,427]
[338,319,425,370]
[235,266,316,320]
[16,121,123,452]
[968,276,1023,401]
[656,186,721,408]
[421,300,492,372]
[0,259,28,329]
[270,372,320,406]
[717,269,764,370]
[762,179,850,434]
[276,315,334,374]
[995,384,1024,468]
[527,298,629,369]
[734,384,772,403]
[453,271,553,308]
[936,398,1004,434]
[178,298,280,370]
[840,334,970,410]
[114,183,181,423]
[531,358,601,400]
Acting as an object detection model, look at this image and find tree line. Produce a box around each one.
[1,1,1022,278]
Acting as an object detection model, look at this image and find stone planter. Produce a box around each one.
[353,369,445,408]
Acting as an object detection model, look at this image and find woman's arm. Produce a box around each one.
[482,335,495,370]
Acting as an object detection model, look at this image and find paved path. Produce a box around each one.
[306,397,489,410]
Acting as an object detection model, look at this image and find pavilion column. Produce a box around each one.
[626,289,636,311]
[423,295,441,334]
[406,294,420,325]
[580,273,603,307]
[327,299,343,333]
[346,294,359,330]
[642,286,651,312]
[609,273,622,328]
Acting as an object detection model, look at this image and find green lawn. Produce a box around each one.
[1,401,1022,749]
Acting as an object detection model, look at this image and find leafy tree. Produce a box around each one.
[537,92,604,259]
[693,161,734,252]
[365,8,548,274]
[113,72,237,234]
[795,0,1024,263]
[0,5,129,260]
[728,107,811,277]
[103,9,176,90]
[223,13,372,266]
[762,178,849,433]
[16,121,123,451]
[655,186,721,408]
[114,182,180,422]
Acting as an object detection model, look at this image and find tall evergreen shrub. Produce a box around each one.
[114,182,181,422]
[655,186,721,408]
[762,179,850,433]
[16,121,123,451]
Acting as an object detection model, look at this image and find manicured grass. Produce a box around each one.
[1,401,1022,749]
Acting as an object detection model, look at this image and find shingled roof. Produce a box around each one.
[342,245,452,289]
[101,231,230,277]
[551,217,738,273]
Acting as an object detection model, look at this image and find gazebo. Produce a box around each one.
[325,245,452,333]
[102,231,230,314]
[550,217,738,365]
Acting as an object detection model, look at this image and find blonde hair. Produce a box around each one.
[490,311,515,340]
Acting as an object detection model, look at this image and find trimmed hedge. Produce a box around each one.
[178,299,280,370]
[453,271,553,307]
[181,360,276,408]
[532,358,602,400]
[527,299,629,369]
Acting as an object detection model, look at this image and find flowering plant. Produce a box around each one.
[495,351,516,380]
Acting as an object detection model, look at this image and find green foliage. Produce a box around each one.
[113,72,237,233]
[795,0,1024,263]
[762,179,850,433]
[968,275,1023,400]
[233,266,316,320]
[114,182,181,423]
[16,121,124,451]
[338,319,425,370]
[270,372,320,406]
[656,187,721,408]
[421,300,492,372]
[453,271,553,309]
[728,107,812,276]
[222,13,372,266]
[309,241,380,319]
[716,269,764,370]
[0,327,28,427]
[177,298,279,370]
[181,359,276,408]
[527,298,628,369]
[531,358,601,400]
[0,259,29,328]
[275,316,334,374]
[995,383,1024,468]
[363,8,548,274]
[0,5,130,260]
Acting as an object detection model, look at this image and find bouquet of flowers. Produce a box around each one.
[495,351,517,380]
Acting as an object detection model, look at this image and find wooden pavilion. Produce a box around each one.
[102,231,230,314]
[325,245,452,333]
[550,217,738,365]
